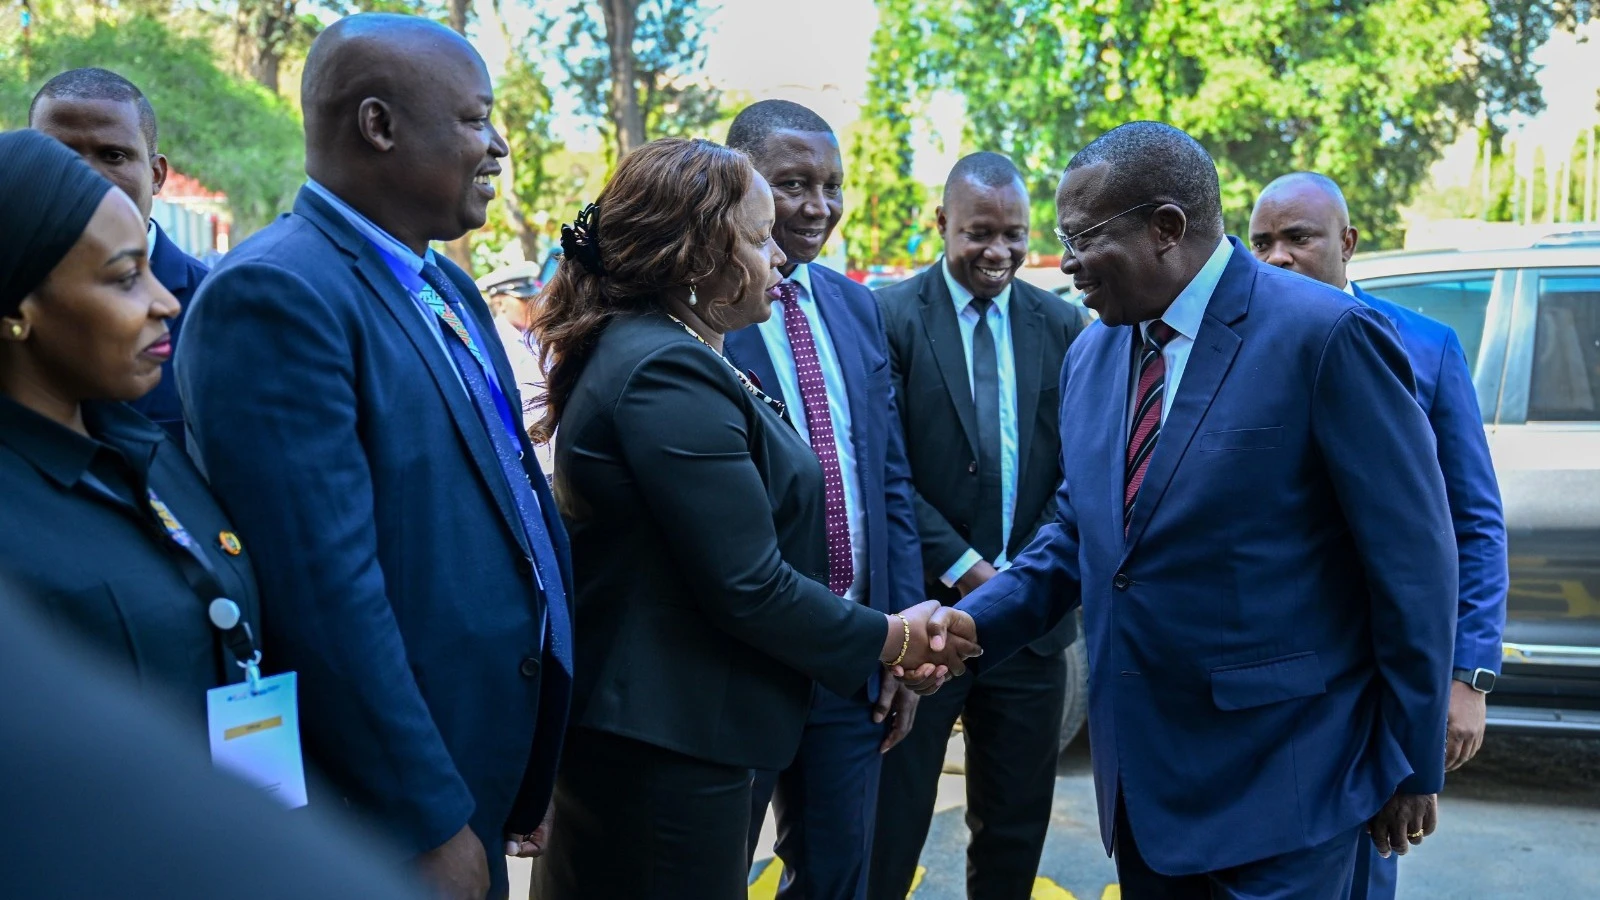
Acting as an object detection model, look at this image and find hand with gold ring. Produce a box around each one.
[1366,792,1438,857]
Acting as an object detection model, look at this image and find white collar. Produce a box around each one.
[1148,237,1230,342]
[941,257,1012,315]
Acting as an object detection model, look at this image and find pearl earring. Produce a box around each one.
[688,285,698,307]
[7,324,21,338]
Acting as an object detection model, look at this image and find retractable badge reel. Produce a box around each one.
[204,596,308,809]
[208,596,263,693]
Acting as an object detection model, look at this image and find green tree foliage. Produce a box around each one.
[540,0,720,160]
[0,15,304,234]
[860,0,1593,253]
[842,0,931,268]
[494,39,561,261]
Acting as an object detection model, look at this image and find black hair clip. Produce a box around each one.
[560,203,606,277]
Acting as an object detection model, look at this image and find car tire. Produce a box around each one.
[1058,619,1089,756]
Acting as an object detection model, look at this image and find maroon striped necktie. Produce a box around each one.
[774,280,855,596]
[1125,320,1178,532]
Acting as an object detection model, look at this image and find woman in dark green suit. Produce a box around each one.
[0,130,260,721]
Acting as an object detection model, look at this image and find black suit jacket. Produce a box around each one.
[0,396,261,719]
[554,312,887,770]
[136,221,209,447]
[877,265,1088,654]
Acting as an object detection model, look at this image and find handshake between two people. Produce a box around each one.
[878,600,982,696]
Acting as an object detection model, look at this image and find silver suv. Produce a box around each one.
[1349,236,1600,736]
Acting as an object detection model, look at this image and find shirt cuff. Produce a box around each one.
[939,549,984,588]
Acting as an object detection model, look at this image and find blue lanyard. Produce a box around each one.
[368,243,525,449]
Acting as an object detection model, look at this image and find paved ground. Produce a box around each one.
[745,730,1600,900]
[505,729,1599,898]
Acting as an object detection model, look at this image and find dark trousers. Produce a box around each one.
[1344,841,1398,900]
[530,727,752,900]
[748,683,888,900]
[868,646,1068,900]
[1114,794,1361,900]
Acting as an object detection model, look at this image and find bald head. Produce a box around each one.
[299,13,506,255]
[1248,172,1358,289]
[302,14,481,156]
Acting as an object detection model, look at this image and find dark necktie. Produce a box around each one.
[774,279,855,597]
[1125,320,1178,533]
[969,297,1004,560]
[418,262,569,666]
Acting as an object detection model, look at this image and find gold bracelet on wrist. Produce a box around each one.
[888,613,911,668]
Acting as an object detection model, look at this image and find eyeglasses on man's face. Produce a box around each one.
[1054,202,1160,259]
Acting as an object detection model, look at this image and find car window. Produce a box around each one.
[1527,272,1600,422]
[1359,273,1495,377]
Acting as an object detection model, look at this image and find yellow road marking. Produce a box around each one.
[1032,876,1077,899]
[749,858,781,900]
[751,857,1118,900]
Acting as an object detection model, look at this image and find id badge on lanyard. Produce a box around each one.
[147,488,309,809]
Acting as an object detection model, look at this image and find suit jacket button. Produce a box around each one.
[519,657,541,678]
[967,461,978,474]
[516,557,533,575]
[1113,573,1131,591]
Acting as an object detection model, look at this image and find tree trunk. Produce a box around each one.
[237,0,294,93]
[600,0,645,158]
[449,0,470,36]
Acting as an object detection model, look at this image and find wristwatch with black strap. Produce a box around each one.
[1452,666,1496,693]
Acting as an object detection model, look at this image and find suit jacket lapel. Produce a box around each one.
[1123,244,1254,552]
[725,326,784,411]
[148,223,197,295]
[294,189,533,559]
[1010,286,1046,475]
[1104,325,1134,542]
[918,268,979,457]
[810,272,871,461]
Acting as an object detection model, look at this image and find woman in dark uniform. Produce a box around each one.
[526,138,975,899]
[0,129,260,721]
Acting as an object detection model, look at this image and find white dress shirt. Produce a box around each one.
[938,260,1020,586]
[756,263,868,603]
[1130,237,1233,433]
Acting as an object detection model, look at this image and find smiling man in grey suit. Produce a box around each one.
[871,152,1089,900]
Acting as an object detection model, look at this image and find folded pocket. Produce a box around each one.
[1210,650,1325,710]
[1198,426,1283,452]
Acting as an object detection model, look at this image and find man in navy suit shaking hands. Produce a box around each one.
[177,15,572,900]
[1250,173,1508,900]
[935,123,1459,898]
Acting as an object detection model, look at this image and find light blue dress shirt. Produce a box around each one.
[305,180,538,515]
[938,259,1020,586]
[756,263,867,603]
[1131,237,1232,433]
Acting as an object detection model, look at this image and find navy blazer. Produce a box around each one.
[725,264,925,699]
[957,240,1458,876]
[1354,285,1508,674]
[136,221,208,448]
[176,187,573,858]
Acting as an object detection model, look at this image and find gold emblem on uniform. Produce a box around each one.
[219,531,244,556]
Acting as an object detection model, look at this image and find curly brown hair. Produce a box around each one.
[528,138,758,443]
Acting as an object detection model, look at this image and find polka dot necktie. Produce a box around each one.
[1125,320,1178,533]
[774,280,855,596]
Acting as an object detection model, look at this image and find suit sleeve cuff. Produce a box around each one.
[939,549,983,588]
[1453,648,1504,676]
